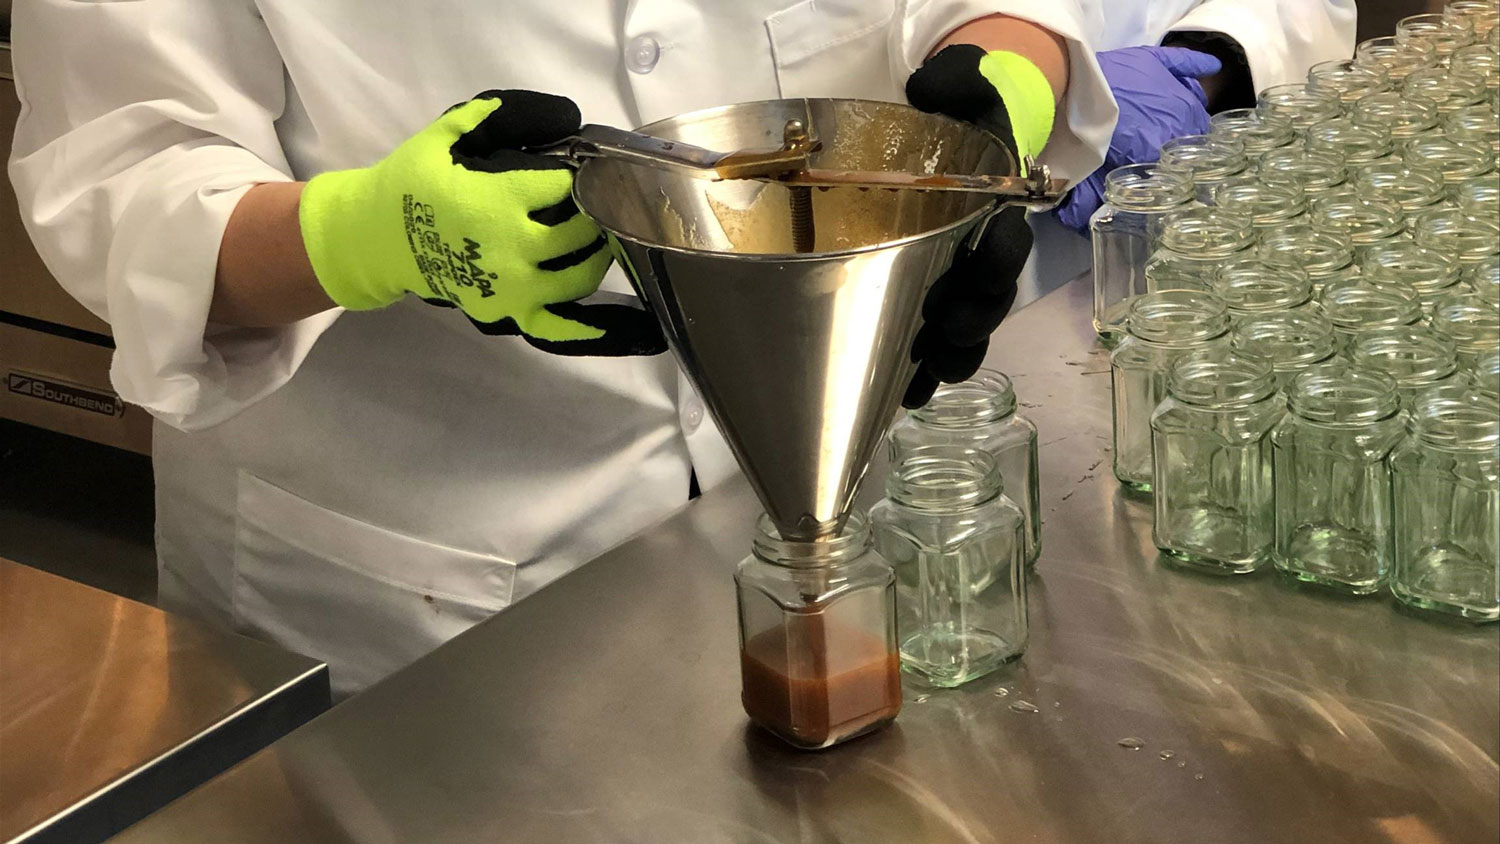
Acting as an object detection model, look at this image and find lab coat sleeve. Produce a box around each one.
[8,1,341,432]
[888,0,1115,189]
[1165,0,1358,92]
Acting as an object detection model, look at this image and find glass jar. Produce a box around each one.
[869,447,1028,687]
[1445,0,1500,40]
[1257,224,1359,297]
[1464,253,1500,299]
[1400,135,1496,196]
[1430,290,1500,367]
[1353,159,1449,220]
[1230,310,1340,390]
[1208,108,1298,156]
[1444,103,1500,155]
[1353,91,1441,140]
[1472,348,1500,397]
[1213,179,1307,230]
[1212,258,1315,322]
[1390,386,1500,622]
[1256,83,1344,132]
[1309,194,1407,255]
[1413,206,1500,267]
[1306,117,1395,168]
[889,370,1041,565]
[1151,350,1284,574]
[1111,290,1232,491]
[1308,59,1392,103]
[1403,67,1488,114]
[1089,163,1197,342]
[1397,12,1478,61]
[1271,365,1406,594]
[1260,146,1356,200]
[1449,43,1500,86]
[736,511,900,749]
[1350,324,1464,406]
[1158,134,1250,204]
[1319,280,1425,351]
[1455,174,1500,224]
[1143,206,1256,292]
[1361,238,1464,313]
[1355,36,1439,83]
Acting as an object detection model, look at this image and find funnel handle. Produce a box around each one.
[533,124,731,173]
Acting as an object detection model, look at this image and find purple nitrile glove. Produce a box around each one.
[1053,45,1223,234]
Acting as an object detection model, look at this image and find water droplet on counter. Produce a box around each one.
[1009,700,1040,713]
[1052,701,1061,708]
[1117,737,1145,750]
[1177,761,1187,768]
[993,687,1010,698]
[1159,750,1176,760]
[914,694,930,704]
[1194,773,1205,781]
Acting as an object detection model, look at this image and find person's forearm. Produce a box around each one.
[212,181,335,327]
[935,14,1070,103]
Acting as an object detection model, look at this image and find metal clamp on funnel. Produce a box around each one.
[536,123,819,181]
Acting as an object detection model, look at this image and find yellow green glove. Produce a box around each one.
[299,89,664,356]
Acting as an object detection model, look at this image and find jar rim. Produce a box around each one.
[885,445,1002,510]
[1288,365,1403,423]
[912,369,1016,425]
[1407,385,1500,450]
[1230,311,1339,369]
[1102,163,1196,210]
[1127,290,1231,344]
[1168,350,1278,407]
[1159,207,1255,255]
[1212,259,1313,312]
[753,511,871,568]
[1319,281,1424,329]
[1350,325,1461,386]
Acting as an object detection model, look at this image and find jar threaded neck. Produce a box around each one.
[885,446,1002,511]
[911,369,1017,426]
[1288,365,1402,423]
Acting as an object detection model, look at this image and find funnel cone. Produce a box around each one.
[574,99,1014,540]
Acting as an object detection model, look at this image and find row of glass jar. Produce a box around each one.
[1108,289,1498,620]
[733,371,1041,748]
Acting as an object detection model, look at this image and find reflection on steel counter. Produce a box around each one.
[0,560,329,844]
[104,276,1499,844]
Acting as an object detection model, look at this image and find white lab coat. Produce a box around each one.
[10,0,1352,695]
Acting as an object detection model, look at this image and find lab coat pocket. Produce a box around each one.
[232,472,515,695]
[766,0,897,100]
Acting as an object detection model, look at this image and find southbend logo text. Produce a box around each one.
[7,372,123,416]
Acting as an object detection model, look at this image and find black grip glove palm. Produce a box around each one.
[902,45,1035,408]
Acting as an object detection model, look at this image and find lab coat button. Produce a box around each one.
[625,35,660,74]
[683,401,704,432]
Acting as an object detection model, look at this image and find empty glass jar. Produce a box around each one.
[1257,224,1359,297]
[1208,108,1298,156]
[1390,386,1499,622]
[870,446,1028,687]
[1271,365,1406,594]
[1361,238,1464,313]
[1143,206,1256,292]
[1320,280,1425,351]
[736,512,900,749]
[1354,159,1448,220]
[1112,290,1232,491]
[1445,0,1499,40]
[1158,134,1250,203]
[1396,12,1477,61]
[1473,349,1500,396]
[1212,258,1315,323]
[1404,67,1488,114]
[1448,43,1500,86]
[1353,92,1440,140]
[1400,135,1496,196]
[1256,83,1344,132]
[1456,177,1500,224]
[1430,290,1500,367]
[1355,36,1439,83]
[1349,324,1464,406]
[1089,163,1196,342]
[1412,206,1500,266]
[1443,103,1500,155]
[1308,59,1392,103]
[1230,310,1340,390]
[1151,350,1284,574]
[1213,179,1307,230]
[1306,117,1395,168]
[1309,194,1407,255]
[888,369,1041,565]
[1465,253,1500,299]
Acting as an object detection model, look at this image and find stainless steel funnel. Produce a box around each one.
[573,99,1028,541]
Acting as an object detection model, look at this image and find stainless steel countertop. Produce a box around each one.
[110,276,1499,844]
[0,559,330,844]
